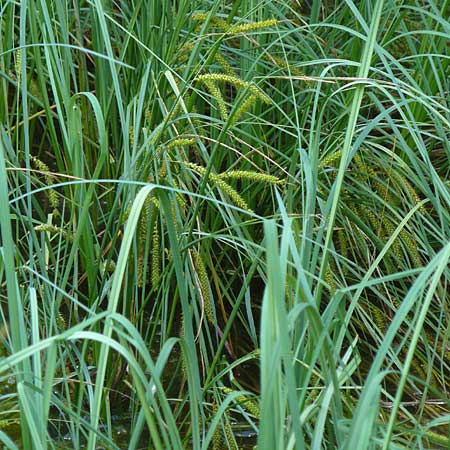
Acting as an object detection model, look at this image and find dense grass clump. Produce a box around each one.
[0,0,449,449]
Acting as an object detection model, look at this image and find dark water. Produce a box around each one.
[1,414,257,449]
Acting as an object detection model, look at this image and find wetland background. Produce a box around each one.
[0,0,450,449]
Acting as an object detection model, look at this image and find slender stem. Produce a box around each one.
[314,0,385,307]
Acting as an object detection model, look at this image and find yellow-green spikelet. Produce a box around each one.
[399,229,421,267]
[129,125,135,146]
[230,94,257,125]
[196,73,270,104]
[410,356,427,382]
[15,49,21,83]
[56,313,67,330]
[34,223,73,241]
[319,150,342,169]
[223,419,238,450]
[358,206,381,236]
[380,216,401,260]
[229,18,278,34]
[206,174,251,211]
[203,79,229,122]
[30,155,59,210]
[151,222,160,288]
[165,137,196,150]
[394,172,425,214]
[176,41,195,64]
[158,161,167,179]
[368,303,386,334]
[212,401,224,450]
[145,108,152,127]
[374,161,393,202]
[214,52,235,77]
[180,316,188,382]
[337,229,348,260]
[325,264,336,296]
[169,199,179,235]
[221,387,260,418]
[192,250,214,324]
[185,162,252,212]
[353,154,377,183]
[47,189,59,211]
[191,13,277,35]
[136,247,145,288]
[191,12,229,31]
[218,170,283,185]
[33,154,51,172]
[137,195,152,287]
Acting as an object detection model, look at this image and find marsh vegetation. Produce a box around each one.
[0,0,449,449]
